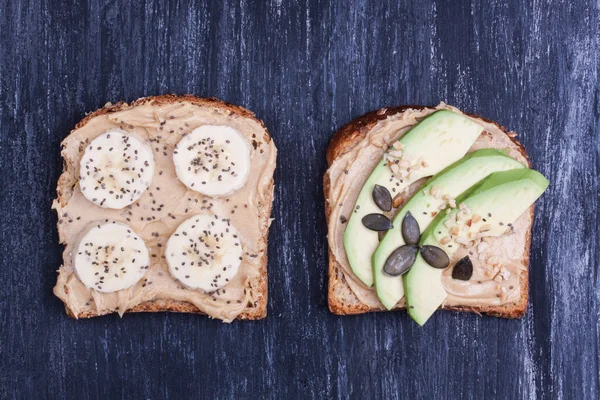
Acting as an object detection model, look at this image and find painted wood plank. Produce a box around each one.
[0,0,598,398]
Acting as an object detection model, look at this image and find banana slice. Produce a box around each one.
[79,130,155,209]
[73,221,150,293]
[165,214,242,292]
[173,125,251,197]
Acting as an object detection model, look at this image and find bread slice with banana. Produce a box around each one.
[324,103,548,325]
[52,94,277,322]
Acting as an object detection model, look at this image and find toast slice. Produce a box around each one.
[324,104,532,318]
[53,94,276,321]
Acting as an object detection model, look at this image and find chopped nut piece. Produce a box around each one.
[392,194,404,208]
[477,242,489,253]
[388,150,403,158]
[480,224,492,232]
[487,255,500,265]
[472,214,482,223]
[430,186,439,196]
[455,236,469,245]
[440,236,451,245]
[500,268,511,280]
[450,226,460,235]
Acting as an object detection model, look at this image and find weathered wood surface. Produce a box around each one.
[0,1,598,399]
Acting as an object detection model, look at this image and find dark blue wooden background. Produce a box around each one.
[1,1,598,399]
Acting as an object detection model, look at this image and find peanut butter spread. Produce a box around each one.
[326,103,530,310]
[53,100,276,322]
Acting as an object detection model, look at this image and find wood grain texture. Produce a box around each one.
[0,0,598,399]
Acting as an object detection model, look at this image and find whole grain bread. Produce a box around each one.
[55,94,274,320]
[324,106,533,319]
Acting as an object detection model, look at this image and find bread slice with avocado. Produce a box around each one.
[52,95,277,322]
[324,103,547,323]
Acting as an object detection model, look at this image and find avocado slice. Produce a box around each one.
[404,169,549,325]
[343,110,484,286]
[372,149,526,309]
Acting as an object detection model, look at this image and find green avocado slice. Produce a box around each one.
[405,169,549,325]
[343,110,484,286]
[372,149,526,310]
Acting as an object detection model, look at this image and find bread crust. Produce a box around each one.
[324,106,532,319]
[56,94,274,320]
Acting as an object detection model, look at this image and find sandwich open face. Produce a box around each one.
[324,103,548,325]
[52,95,277,322]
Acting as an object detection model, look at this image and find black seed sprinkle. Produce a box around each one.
[452,256,473,281]
[420,245,450,269]
[361,213,393,231]
[372,184,392,212]
[401,211,420,245]
[383,245,418,276]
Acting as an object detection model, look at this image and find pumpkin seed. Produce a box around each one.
[452,256,473,281]
[420,245,450,269]
[362,213,393,231]
[401,211,420,245]
[383,245,418,276]
[372,184,392,212]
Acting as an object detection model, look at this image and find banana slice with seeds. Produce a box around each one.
[165,214,243,292]
[73,221,150,293]
[79,130,155,209]
[173,125,251,197]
